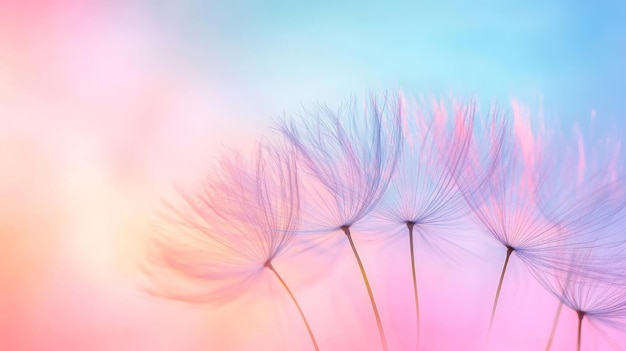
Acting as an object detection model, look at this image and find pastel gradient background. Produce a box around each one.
[1,1,626,350]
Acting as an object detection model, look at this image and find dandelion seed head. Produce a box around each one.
[455,100,626,290]
[376,96,473,248]
[460,103,550,251]
[276,93,403,232]
[145,140,301,303]
[532,237,626,329]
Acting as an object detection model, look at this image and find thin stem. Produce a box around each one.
[407,222,420,349]
[266,262,320,351]
[342,226,389,351]
[576,311,585,351]
[545,301,563,351]
[490,246,514,330]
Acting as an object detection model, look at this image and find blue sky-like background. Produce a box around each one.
[146,0,626,134]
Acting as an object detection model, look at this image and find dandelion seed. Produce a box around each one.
[530,118,626,351]
[452,101,621,333]
[532,232,626,351]
[276,93,403,351]
[145,141,320,351]
[375,95,475,348]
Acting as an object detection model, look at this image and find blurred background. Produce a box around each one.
[1,0,625,350]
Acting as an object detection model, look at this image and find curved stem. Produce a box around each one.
[490,246,514,330]
[545,301,563,351]
[342,226,389,351]
[266,262,320,351]
[576,311,585,351]
[407,222,420,349]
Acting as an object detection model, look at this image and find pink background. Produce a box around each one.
[1,1,625,350]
